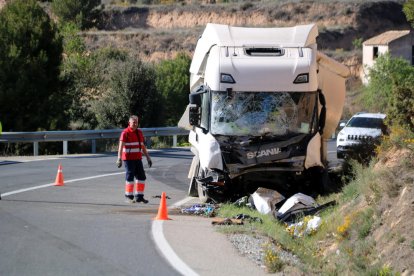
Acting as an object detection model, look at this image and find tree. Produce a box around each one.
[59,22,100,130]
[92,57,162,129]
[362,53,412,112]
[362,53,414,131]
[403,0,414,28]
[52,0,101,30]
[155,53,191,126]
[0,0,64,131]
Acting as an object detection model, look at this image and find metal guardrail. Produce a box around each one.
[0,127,190,156]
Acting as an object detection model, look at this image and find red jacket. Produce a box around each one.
[120,127,145,160]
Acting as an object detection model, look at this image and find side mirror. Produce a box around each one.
[189,93,202,106]
[339,122,346,128]
[189,104,201,126]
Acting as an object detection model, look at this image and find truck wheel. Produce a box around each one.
[196,163,210,203]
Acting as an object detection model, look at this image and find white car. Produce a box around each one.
[336,113,387,159]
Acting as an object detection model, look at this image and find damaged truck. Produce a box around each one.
[178,23,350,203]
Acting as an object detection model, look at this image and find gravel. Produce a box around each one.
[228,233,301,270]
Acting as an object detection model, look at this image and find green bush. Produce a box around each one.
[52,0,101,29]
[389,85,414,131]
[92,57,162,128]
[155,52,191,126]
[403,0,414,28]
[362,54,414,132]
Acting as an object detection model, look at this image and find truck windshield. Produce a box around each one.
[210,91,317,136]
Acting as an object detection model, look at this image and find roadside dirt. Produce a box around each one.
[372,148,414,275]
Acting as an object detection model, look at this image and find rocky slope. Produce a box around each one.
[84,0,409,67]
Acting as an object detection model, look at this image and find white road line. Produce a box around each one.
[152,221,199,276]
[0,172,124,198]
[1,183,55,197]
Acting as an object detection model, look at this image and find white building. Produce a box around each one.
[361,30,414,84]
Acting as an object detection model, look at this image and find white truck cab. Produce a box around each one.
[179,23,350,202]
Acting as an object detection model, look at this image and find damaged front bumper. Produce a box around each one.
[226,156,306,178]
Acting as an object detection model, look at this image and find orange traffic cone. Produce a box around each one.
[154,192,171,220]
[54,164,64,186]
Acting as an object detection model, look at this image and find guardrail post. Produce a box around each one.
[33,142,39,156]
[63,141,68,155]
[91,139,96,154]
[173,135,177,147]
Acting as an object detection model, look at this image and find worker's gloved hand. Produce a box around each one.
[147,158,152,168]
[116,158,122,168]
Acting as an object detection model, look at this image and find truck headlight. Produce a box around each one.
[293,73,309,84]
[220,73,235,83]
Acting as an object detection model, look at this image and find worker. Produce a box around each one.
[117,115,152,203]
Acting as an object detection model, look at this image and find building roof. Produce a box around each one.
[364,30,411,46]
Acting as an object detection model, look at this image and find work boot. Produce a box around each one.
[135,194,148,204]
[125,195,136,204]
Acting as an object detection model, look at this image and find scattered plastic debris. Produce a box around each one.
[233,213,263,224]
[275,193,318,222]
[276,195,336,223]
[233,196,252,208]
[250,187,285,215]
[285,215,322,237]
[181,203,217,217]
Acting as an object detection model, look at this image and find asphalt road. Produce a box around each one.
[0,141,339,276]
[0,149,193,276]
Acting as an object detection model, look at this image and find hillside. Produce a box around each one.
[82,0,409,67]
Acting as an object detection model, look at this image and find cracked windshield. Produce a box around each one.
[211,91,317,136]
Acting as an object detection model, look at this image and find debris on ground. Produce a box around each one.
[285,215,322,237]
[275,193,318,222]
[233,213,263,224]
[153,195,171,199]
[181,203,218,217]
[233,196,253,208]
[211,217,243,225]
[275,193,336,223]
[246,188,336,224]
[250,187,285,215]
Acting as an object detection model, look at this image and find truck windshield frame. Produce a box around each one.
[210,91,318,137]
